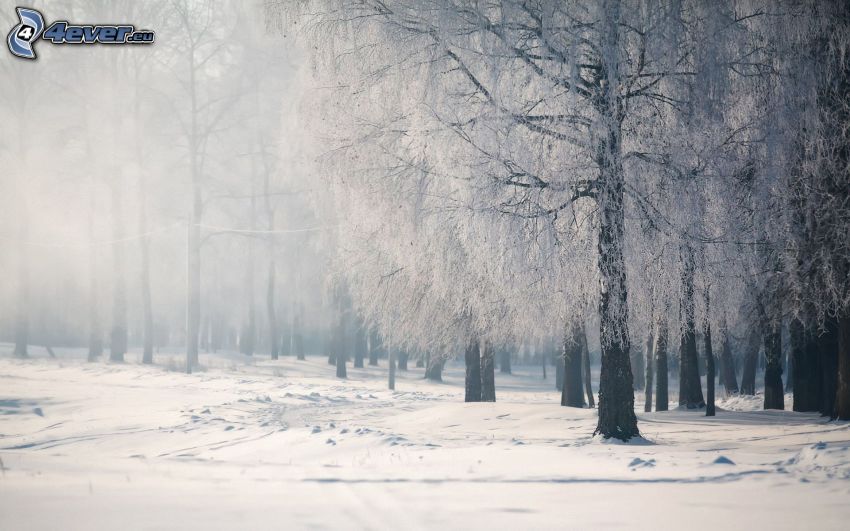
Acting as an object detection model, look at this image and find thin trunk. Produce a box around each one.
[397,351,409,371]
[678,245,704,409]
[562,323,585,407]
[368,328,379,366]
[266,259,278,360]
[388,343,396,390]
[464,339,482,402]
[654,319,669,412]
[720,318,739,394]
[819,317,839,417]
[109,181,127,363]
[581,325,595,408]
[740,327,761,395]
[353,318,365,368]
[87,189,102,362]
[836,315,850,419]
[644,329,654,413]
[480,341,496,402]
[704,288,716,416]
[763,321,784,410]
[335,295,347,379]
[499,347,511,374]
[555,349,564,392]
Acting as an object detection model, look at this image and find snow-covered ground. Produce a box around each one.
[1,347,849,530]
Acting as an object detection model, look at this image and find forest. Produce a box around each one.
[1,1,849,529]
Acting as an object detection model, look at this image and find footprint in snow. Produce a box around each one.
[311,426,322,434]
[712,456,735,465]
[326,438,336,445]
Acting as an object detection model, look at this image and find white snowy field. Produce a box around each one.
[1,347,849,530]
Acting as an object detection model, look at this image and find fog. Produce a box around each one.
[0,2,332,359]
[1,2,850,528]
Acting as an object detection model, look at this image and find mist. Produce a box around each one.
[1,1,850,529]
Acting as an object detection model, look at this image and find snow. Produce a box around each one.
[1,348,849,530]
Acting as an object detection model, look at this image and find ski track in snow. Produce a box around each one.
[0,348,849,530]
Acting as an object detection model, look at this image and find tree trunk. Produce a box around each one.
[87,197,102,363]
[763,321,784,410]
[582,326,595,408]
[139,180,154,365]
[186,208,201,373]
[292,305,305,360]
[335,297,347,379]
[555,349,564,392]
[720,318,739,394]
[819,317,839,417]
[109,183,127,363]
[790,317,819,411]
[499,347,512,374]
[480,341,496,402]
[593,1,639,440]
[678,245,704,409]
[388,345,396,390]
[464,339,482,402]
[632,346,645,391]
[562,323,585,407]
[266,258,278,360]
[655,319,669,412]
[705,315,716,417]
[397,351,409,371]
[644,328,654,412]
[740,327,761,395]
[425,352,445,381]
[836,315,850,419]
[368,328,380,366]
[353,319,366,368]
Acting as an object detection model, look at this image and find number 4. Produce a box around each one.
[17,25,34,41]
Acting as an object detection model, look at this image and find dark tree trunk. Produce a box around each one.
[397,351,409,371]
[790,317,820,411]
[581,323,596,408]
[499,347,512,374]
[644,329,654,413]
[654,319,669,412]
[763,321,785,410]
[720,318,739,394]
[819,317,839,417]
[416,358,424,368]
[740,327,761,395]
[425,352,445,381]
[704,309,716,417]
[593,7,638,441]
[582,326,595,408]
[678,245,704,409]
[464,339,482,402]
[480,342,496,402]
[836,316,850,419]
[368,329,380,366]
[561,324,585,407]
[631,346,645,391]
[555,349,564,392]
